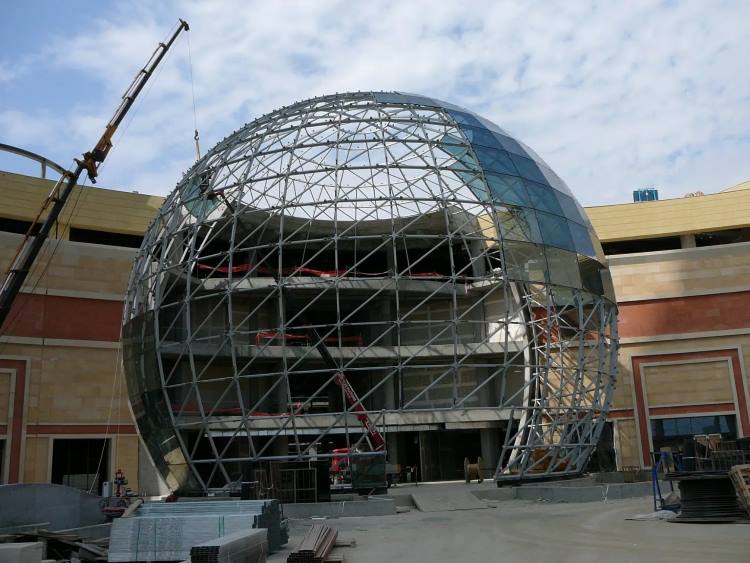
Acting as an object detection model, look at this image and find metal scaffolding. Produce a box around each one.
[122,91,618,492]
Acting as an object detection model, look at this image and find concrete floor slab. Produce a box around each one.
[272,496,750,563]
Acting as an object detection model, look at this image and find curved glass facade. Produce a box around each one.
[123,92,618,492]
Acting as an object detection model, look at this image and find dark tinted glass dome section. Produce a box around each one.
[123,91,618,492]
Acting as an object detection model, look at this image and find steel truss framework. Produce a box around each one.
[122,92,618,492]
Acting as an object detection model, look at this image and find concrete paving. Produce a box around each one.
[410,488,487,512]
[272,483,750,563]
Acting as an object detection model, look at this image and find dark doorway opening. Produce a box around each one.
[51,438,109,495]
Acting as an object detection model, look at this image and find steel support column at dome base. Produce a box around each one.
[122,91,618,493]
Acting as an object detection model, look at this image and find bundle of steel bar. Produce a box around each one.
[286,524,338,563]
[667,471,746,522]
[190,528,267,563]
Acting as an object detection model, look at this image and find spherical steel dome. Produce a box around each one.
[123,92,618,492]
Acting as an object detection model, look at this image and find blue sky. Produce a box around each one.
[1,0,749,205]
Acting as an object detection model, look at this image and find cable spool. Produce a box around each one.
[464,457,484,483]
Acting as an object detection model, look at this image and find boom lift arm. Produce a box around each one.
[0,19,190,329]
[311,329,386,451]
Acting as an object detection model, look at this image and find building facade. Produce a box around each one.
[588,182,750,469]
[0,169,164,493]
[1,165,748,491]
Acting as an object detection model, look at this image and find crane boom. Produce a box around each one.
[0,19,189,330]
[311,329,386,451]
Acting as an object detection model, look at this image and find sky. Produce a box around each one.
[1,0,749,206]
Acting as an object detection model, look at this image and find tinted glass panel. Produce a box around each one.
[473,115,509,135]
[578,256,604,295]
[546,248,583,288]
[526,182,564,215]
[502,240,547,282]
[496,206,542,243]
[536,211,575,251]
[569,221,596,256]
[509,153,548,184]
[486,173,530,206]
[555,192,585,223]
[651,415,737,452]
[539,165,574,197]
[601,270,616,302]
[495,134,528,157]
[449,110,485,129]
[372,92,438,107]
[461,125,503,149]
[473,146,518,175]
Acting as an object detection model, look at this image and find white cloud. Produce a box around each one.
[2,0,749,204]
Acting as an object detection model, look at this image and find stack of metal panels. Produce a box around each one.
[190,528,267,563]
[286,524,337,563]
[137,500,287,551]
[108,500,287,562]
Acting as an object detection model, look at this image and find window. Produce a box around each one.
[651,415,737,452]
[69,227,143,248]
[51,438,109,494]
[602,236,681,255]
[0,217,40,235]
[694,228,749,247]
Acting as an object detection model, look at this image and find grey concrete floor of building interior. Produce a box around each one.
[270,482,750,563]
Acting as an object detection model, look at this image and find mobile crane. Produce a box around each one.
[0,19,190,330]
[308,329,393,492]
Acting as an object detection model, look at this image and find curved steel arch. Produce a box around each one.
[0,143,67,178]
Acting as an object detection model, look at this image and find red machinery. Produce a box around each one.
[310,329,385,453]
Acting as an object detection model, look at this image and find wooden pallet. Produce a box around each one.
[729,464,750,515]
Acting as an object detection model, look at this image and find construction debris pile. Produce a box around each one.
[286,524,338,563]
[653,436,750,523]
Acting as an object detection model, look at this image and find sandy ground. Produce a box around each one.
[270,486,749,563]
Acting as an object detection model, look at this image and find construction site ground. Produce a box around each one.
[270,481,750,563]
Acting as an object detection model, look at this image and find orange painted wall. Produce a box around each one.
[618,291,750,338]
[1,293,123,342]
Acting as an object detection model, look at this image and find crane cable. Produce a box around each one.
[186,31,201,160]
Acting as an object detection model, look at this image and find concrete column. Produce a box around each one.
[386,432,400,466]
[680,233,696,248]
[480,428,501,477]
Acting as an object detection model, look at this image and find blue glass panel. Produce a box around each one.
[539,165,574,197]
[569,220,596,256]
[473,115,509,135]
[495,206,542,243]
[494,134,528,157]
[460,125,503,149]
[555,192,585,223]
[485,173,530,206]
[472,146,517,175]
[517,140,545,164]
[526,181,564,215]
[536,211,575,251]
[509,153,549,185]
[448,110,485,129]
[372,92,439,107]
